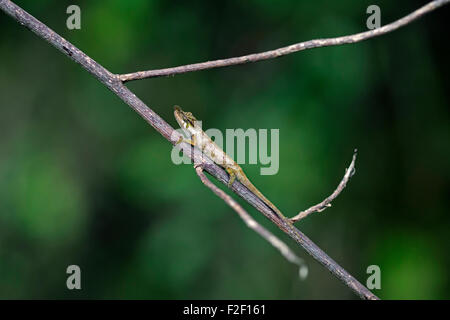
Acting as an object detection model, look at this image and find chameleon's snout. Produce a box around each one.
[174,105,182,112]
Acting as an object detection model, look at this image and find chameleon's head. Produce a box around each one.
[174,105,197,129]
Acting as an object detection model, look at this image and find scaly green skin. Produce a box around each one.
[174,105,292,224]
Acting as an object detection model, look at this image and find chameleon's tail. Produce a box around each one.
[239,170,287,222]
[233,168,308,278]
[237,171,309,278]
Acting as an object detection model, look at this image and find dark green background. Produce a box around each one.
[0,0,448,299]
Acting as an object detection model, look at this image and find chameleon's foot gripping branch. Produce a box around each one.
[195,165,309,280]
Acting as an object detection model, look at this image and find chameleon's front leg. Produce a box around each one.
[175,134,196,147]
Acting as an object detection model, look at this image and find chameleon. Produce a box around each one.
[174,105,308,278]
[174,105,292,225]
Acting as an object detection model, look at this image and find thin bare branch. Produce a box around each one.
[290,150,357,223]
[118,0,450,82]
[195,165,308,279]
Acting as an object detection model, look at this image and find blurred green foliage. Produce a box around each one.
[0,0,448,299]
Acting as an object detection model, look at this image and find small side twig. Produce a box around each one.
[290,150,357,223]
[195,165,308,279]
[118,0,450,81]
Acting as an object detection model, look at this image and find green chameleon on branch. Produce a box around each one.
[174,105,296,225]
[174,105,308,278]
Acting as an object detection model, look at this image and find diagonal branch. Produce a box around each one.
[290,150,357,223]
[118,0,450,82]
[195,165,308,279]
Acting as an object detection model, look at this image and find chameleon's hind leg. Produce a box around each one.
[225,167,236,188]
